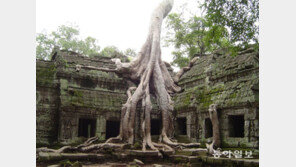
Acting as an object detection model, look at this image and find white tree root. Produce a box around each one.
[37,136,99,154]
[39,0,201,157]
[206,104,221,154]
[173,57,199,83]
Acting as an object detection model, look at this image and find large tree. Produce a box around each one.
[165,14,232,68]
[202,0,259,45]
[36,25,101,60]
[36,25,136,62]
[106,0,198,151]
[164,0,259,68]
[38,0,199,155]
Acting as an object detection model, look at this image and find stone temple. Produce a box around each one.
[36,48,258,150]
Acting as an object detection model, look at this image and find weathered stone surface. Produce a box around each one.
[198,155,259,167]
[174,51,259,148]
[182,148,207,156]
[128,150,160,157]
[36,49,259,150]
[169,155,189,163]
[36,50,130,145]
[36,61,59,146]
[38,152,105,162]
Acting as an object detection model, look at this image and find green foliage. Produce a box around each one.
[165,13,233,68]
[59,159,82,167]
[99,46,130,62]
[36,64,56,85]
[36,24,100,60]
[36,24,134,61]
[124,48,137,58]
[164,0,258,68]
[133,141,142,150]
[202,0,259,46]
[100,46,121,57]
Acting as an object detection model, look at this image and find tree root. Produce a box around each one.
[37,136,200,160]
[37,146,72,154]
[75,64,117,72]
[38,0,203,159]
[80,143,127,152]
[37,136,99,154]
[206,104,221,155]
[173,57,199,83]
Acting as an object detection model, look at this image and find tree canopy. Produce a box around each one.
[36,25,136,61]
[164,0,259,68]
[202,0,259,45]
[36,25,100,60]
[165,14,232,68]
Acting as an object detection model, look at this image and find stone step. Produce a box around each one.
[38,152,105,162]
[176,148,207,156]
[169,155,190,163]
[200,156,259,167]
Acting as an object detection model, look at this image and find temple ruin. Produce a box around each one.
[37,48,258,151]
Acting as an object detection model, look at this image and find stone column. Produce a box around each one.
[96,116,106,140]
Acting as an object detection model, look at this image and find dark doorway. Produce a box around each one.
[78,118,96,138]
[205,118,213,138]
[176,117,187,135]
[228,115,244,137]
[151,119,161,135]
[106,120,120,139]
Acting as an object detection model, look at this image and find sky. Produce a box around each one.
[36,0,199,70]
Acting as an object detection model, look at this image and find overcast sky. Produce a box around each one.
[36,0,199,67]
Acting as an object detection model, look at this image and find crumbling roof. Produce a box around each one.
[174,51,259,112]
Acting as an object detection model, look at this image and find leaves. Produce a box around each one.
[163,0,259,68]
[165,13,232,68]
[202,0,259,45]
[36,24,135,62]
[36,24,100,60]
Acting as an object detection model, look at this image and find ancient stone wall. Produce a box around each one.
[174,51,259,148]
[36,60,60,146]
[36,50,129,145]
[37,49,259,148]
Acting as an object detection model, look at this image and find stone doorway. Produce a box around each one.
[78,118,96,138]
[151,119,161,135]
[228,115,244,137]
[176,117,187,135]
[106,120,120,139]
[204,118,213,138]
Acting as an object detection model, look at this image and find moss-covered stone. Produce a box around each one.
[36,50,129,145]
[36,62,56,86]
[174,51,259,149]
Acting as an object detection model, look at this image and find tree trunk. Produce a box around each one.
[206,104,221,154]
[108,0,182,150]
[40,0,200,155]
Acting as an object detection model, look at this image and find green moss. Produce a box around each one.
[221,140,232,148]
[59,160,82,167]
[36,143,50,148]
[133,141,142,150]
[229,92,237,98]
[175,135,191,143]
[36,64,56,85]
[69,89,85,106]
[47,142,66,149]
[194,87,213,109]
[104,148,116,156]
[199,141,206,148]
[183,92,192,106]
[73,90,83,97]
[175,150,192,156]
[174,157,187,163]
